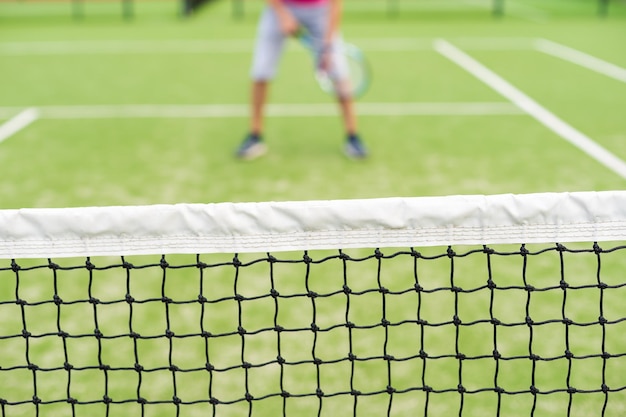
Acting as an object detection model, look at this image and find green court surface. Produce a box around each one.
[0,1,625,416]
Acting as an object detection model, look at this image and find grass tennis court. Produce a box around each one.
[1,0,626,416]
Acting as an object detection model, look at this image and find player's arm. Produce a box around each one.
[267,0,299,36]
[324,0,342,47]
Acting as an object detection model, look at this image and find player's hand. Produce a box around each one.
[278,10,299,36]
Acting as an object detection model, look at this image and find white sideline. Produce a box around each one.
[0,191,625,258]
[0,108,38,144]
[535,39,626,84]
[433,39,626,181]
[0,102,523,120]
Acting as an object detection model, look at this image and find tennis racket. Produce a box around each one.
[297,30,371,100]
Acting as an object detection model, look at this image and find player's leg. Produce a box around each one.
[297,5,367,158]
[237,7,286,159]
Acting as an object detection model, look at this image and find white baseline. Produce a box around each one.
[0,108,39,144]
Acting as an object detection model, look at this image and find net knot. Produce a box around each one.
[234,294,245,302]
[205,363,215,371]
[384,354,395,361]
[313,357,323,365]
[374,249,383,259]
[66,397,77,405]
[562,317,573,325]
[169,365,180,372]
[419,350,428,359]
[22,330,31,338]
[307,291,318,298]
[492,350,501,359]
[457,385,466,393]
[270,289,280,298]
[316,389,324,397]
[130,332,141,340]
[302,253,312,264]
[209,397,220,405]
[417,319,428,325]
[32,396,42,405]
[245,393,254,402]
[564,350,574,359]
[276,356,286,364]
[134,363,144,372]
[47,261,59,270]
[601,384,609,393]
[27,363,39,371]
[453,315,462,326]
[483,246,495,255]
[525,285,535,292]
[381,319,390,327]
[343,285,352,294]
[602,351,611,359]
[125,294,135,304]
[530,386,539,395]
[560,280,569,289]
[348,353,357,361]
[197,295,207,303]
[414,284,423,292]
[53,295,63,305]
[567,387,577,394]
[345,321,355,329]
[136,397,147,405]
[529,354,540,361]
[451,286,462,294]
[386,385,396,394]
[593,243,603,254]
[16,298,27,306]
[122,261,134,270]
[494,386,505,394]
[487,280,497,289]
[519,245,529,256]
[0,399,7,405]
[238,326,247,335]
[410,248,422,258]
[159,257,169,269]
[525,316,534,326]
[490,318,501,326]
[274,325,284,333]
[166,330,175,339]
[350,390,361,397]
[63,362,73,371]
[267,254,277,263]
[446,247,456,258]
[456,353,466,360]
[99,364,111,371]
[161,297,173,304]
[281,391,291,398]
[310,323,319,332]
[102,396,112,404]
[196,261,208,269]
[242,362,252,369]
[422,385,433,393]
[11,261,20,272]
[89,297,100,305]
[598,282,608,290]
[172,396,182,405]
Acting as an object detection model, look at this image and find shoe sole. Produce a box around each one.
[238,143,268,160]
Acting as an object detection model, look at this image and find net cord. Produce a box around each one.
[1,191,626,258]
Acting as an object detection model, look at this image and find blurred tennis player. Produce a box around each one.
[236,0,368,160]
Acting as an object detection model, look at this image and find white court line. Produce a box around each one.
[535,39,626,83]
[434,39,626,180]
[0,38,534,55]
[0,102,523,119]
[0,108,39,144]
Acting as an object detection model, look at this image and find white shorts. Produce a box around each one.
[250,4,349,81]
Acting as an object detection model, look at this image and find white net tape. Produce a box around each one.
[1,191,626,258]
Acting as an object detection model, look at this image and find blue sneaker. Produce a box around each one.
[344,134,368,159]
[236,133,267,160]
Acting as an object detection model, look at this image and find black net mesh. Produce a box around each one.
[1,243,625,417]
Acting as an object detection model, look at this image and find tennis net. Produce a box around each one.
[1,191,625,417]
